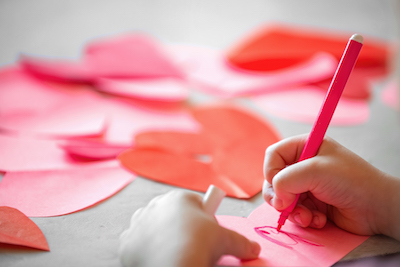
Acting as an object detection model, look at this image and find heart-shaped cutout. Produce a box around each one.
[118,105,281,198]
[0,206,49,251]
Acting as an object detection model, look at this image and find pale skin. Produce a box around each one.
[119,190,261,267]
[119,135,400,267]
[263,134,400,241]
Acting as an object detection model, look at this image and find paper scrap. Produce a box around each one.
[0,134,117,172]
[102,97,200,145]
[118,105,281,198]
[251,86,370,125]
[0,67,106,138]
[381,80,399,110]
[21,33,183,83]
[59,139,130,161]
[95,77,189,102]
[226,23,389,73]
[0,166,135,217]
[169,44,337,97]
[0,206,49,251]
[217,203,369,266]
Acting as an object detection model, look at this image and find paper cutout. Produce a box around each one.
[21,55,96,83]
[0,134,117,172]
[251,86,370,125]
[101,97,200,145]
[169,44,337,97]
[381,80,399,110]
[59,139,130,160]
[84,34,183,79]
[95,77,189,102]
[226,23,389,72]
[0,166,135,217]
[21,33,183,83]
[0,206,49,251]
[312,67,378,100]
[217,203,369,266]
[118,105,281,198]
[0,67,106,138]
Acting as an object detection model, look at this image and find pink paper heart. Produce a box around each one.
[251,86,369,125]
[216,203,369,266]
[169,44,337,97]
[95,77,189,102]
[21,33,184,83]
[0,206,49,251]
[0,67,107,138]
[20,55,96,83]
[381,80,399,110]
[0,166,135,217]
[59,139,130,160]
[0,132,118,172]
[84,33,183,79]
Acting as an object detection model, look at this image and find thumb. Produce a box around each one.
[219,227,261,260]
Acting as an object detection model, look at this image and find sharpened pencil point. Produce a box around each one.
[277,224,282,232]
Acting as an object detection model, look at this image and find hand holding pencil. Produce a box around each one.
[270,34,364,231]
[263,34,400,240]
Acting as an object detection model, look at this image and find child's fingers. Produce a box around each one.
[288,205,327,229]
[220,227,261,260]
[262,179,274,205]
[263,134,308,184]
[271,159,320,209]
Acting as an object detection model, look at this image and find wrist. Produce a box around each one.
[373,173,400,241]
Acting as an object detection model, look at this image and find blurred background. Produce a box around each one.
[0,0,398,65]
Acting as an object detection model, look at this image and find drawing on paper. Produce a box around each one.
[254,226,323,249]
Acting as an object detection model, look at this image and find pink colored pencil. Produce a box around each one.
[277,34,363,231]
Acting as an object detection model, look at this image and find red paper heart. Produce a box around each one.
[118,105,281,198]
[216,203,369,266]
[227,23,389,72]
[226,24,390,100]
[0,206,49,251]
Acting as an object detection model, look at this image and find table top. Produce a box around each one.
[1,1,400,266]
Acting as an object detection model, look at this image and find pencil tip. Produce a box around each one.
[277,224,282,232]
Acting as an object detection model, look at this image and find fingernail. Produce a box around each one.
[294,214,302,225]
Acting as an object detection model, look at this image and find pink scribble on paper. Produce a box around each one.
[254,226,323,249]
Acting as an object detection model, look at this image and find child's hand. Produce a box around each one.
[262,134,400,240]
[119,190,260,267]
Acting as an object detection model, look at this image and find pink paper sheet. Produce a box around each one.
[95,77,189,102]
[101,98,201,145]
[0,67,107,138]
[21,33,184,83]
[59,139,130,160]
[0,134,116,172]
[0,166,135,217]
[251,86,370,125]
[168,45,337,97]
[83,33,183,79]
[381,80,399,110]
[217,203,368,266]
